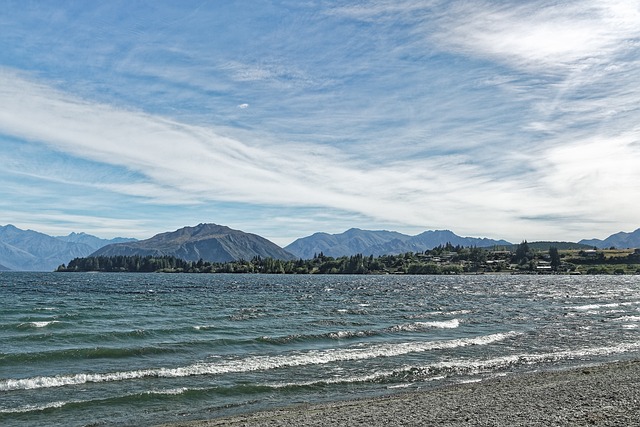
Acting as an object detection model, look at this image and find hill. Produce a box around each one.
[285,228,511,258]
[579,228,640,249]
[91,223,296,262]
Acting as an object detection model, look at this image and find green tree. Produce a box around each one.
[514,240,530,264]
[549,247,561,270]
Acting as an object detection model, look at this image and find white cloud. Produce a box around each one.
[432,1,640,71]
[0,69,552,240]
[3,65,639,242]
[543,131,640,210]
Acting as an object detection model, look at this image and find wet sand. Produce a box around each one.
[159,360,640,427]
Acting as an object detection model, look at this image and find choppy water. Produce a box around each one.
[1,272,639,426]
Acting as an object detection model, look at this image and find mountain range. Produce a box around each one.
[579,228,640,249]
[0,225,134,271]
[2,223,639,271]
[284,228,512,259]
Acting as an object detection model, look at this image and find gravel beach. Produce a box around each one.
[161,360,640,427]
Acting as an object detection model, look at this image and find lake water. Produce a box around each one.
[1,272,640,426]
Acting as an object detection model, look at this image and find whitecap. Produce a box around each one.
[144,387,189,396]
[193,325,216,330]
[390,319,460,332]
[0,331,519,391]
[0,400,69,414]
[20,321,59,328]
[571,303,620,311]
[613,315,640,322]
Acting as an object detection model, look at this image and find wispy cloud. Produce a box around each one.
[435,1,640,70]
[0,69,544,239]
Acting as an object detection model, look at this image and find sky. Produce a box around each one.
[1,0,639,246]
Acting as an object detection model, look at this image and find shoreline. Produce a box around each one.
[158,360,640,427]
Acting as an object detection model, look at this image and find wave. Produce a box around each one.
[264,340,640,390]
[259,319,461,344]
[0,331,518,391]
[569,301,640,311]
[8,337,635,413]
[0,400,70,414]
[17,320,61,329]
[389,319,460,332]
[258,329,376,344]
[3,323,231,345]
[406,310,472,319]
[0,387,193,415]
[0,344,183,365]
[613,315,640,322]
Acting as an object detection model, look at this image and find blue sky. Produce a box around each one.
[1,0,639,245]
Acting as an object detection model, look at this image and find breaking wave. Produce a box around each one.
[0,331,518,391]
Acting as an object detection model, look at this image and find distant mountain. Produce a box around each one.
[91,223,296,262]
[285,228,410,259]
[579,228,640,249]
[285,228,511,258]
[0,262,10,271]
[0,225,137,271]
[57,232,137,251]
[0,225,95,271]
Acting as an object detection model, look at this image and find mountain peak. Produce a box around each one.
[92,223,295,262]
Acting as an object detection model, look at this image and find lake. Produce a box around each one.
[1,272,639,426]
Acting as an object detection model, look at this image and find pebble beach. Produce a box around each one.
[162,360,640,427]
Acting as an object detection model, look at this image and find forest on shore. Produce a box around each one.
[57,242,640,275]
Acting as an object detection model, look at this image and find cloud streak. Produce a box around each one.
[0,70,542,237]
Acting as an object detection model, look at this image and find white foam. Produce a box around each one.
[570,301,640,311]
[447,310,472,315]
[0,331,519,391]
[390,319,460,332]
[408,310,471,319]
[250,340,640,391]
[419,319,460,329]
[439,341,640,373]
[265,367,413,389]
[0,400,69,414]
[145,387,189,396]
[327,330,368,339]
[572,303,620,311]
[613,316,640,322]
[0,388,190,414]
[21,321,59,328]
[193,325,216,330]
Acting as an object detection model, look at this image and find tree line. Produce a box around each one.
[57,244,491,275]
[56,242,640,275]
